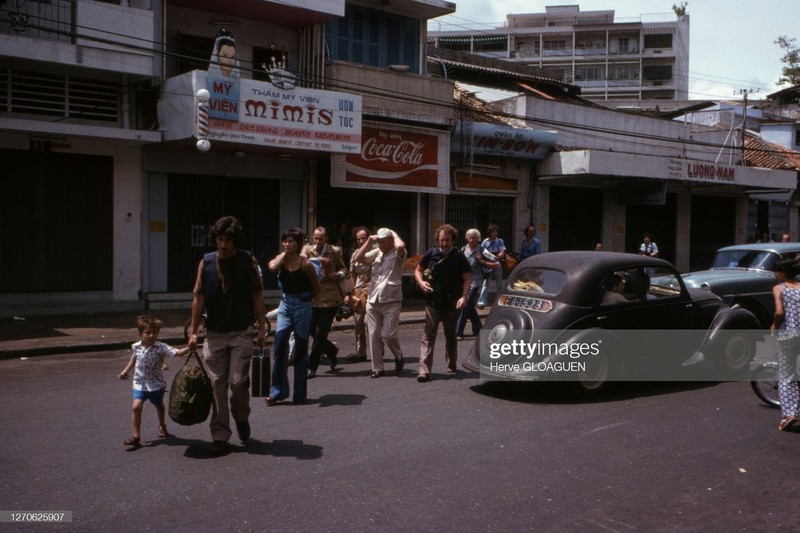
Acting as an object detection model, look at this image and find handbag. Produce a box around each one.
[168,351,213,426]
[351,286,369,315]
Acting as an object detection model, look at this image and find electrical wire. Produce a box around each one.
[0,7,793,160]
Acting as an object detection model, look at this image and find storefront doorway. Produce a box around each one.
[318,175,414,258]
[549,186,603,252]
[690,196,736,270]
[445,195,515,249]
[625,194,677,265]
[166,174,280,291]
[1,149,113,293]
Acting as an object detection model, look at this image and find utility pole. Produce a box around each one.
[735,88,759,165]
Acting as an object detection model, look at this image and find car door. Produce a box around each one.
[593,264,693,372]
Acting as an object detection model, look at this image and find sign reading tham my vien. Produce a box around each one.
[205,75,362,154]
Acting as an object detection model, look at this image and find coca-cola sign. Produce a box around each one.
[344,127,439,188]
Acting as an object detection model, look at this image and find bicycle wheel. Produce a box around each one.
[183,315,207,344]
[750,362,780,408]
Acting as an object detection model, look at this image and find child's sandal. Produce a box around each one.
[123,436,141,447]
[158,425,169,438]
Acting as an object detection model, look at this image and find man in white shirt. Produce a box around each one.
[352,228,407,378]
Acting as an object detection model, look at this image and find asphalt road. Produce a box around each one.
[2,324,799,532]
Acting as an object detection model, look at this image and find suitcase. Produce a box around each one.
[251,346,270,397]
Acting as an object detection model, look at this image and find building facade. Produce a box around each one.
[0,0,461,316]
[429,4,689,102]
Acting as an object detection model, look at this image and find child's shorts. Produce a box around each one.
[133,388,166,405]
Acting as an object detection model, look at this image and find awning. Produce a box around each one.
[539,150,796,190]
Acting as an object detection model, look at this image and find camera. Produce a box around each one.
[336,304,354,321]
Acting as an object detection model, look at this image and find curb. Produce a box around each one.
[1,314,432,360]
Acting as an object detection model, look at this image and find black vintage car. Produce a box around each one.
[462,251,762,392]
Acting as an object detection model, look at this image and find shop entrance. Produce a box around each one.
[1,148,112,293]
[166,174,280,291]
[690,196,736,270]
[625,194,677,265]
[445,195,515,249]
[317,176,413,258]
[549,186,603,251]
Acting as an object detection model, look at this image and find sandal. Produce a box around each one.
[158,425,169,438]
[779,416,798,431]
[123,436,141,447]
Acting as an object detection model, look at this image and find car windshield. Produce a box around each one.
[507,267,567,296]
[710,250,780,271]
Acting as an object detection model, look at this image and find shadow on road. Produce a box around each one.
[125,435,324,460]
[469,380,721,405]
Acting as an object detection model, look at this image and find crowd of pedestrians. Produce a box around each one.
[123,216,543,455]
[123,217,800,452]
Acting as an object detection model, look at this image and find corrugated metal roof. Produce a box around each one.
[432,55,577,87]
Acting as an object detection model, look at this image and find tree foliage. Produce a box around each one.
[672,3,688,17]
[775,35,800,86]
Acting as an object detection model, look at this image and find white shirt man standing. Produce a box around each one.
[352,228,407,378]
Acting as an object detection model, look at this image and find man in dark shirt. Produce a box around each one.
[188,216,267,456]
[414,224,471,382]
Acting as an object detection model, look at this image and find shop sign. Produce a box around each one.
[204,76,362,154]
[331,125,449,193]
[452,122,556,160]
[667,158,736,184]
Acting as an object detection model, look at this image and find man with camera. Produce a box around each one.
[414,224,471,382]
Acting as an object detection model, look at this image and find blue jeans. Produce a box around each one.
[456,285,482,337]
[270,292,312,403]
[478,268,503,307]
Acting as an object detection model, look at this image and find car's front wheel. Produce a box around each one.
[574,350,619,395]
[711,330,755,378]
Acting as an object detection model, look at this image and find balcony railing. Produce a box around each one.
[1,0,75,43]
[0,67,120,124]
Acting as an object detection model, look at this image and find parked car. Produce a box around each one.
[462,251,761,393]
[679,243,800,328]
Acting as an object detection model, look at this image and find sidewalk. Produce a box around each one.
[0,304,487,359]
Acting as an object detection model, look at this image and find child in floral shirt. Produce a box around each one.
[119,315,188,447]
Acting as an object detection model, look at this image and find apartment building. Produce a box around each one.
[429,4,689,101]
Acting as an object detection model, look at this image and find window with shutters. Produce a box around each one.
[326,5,420,71]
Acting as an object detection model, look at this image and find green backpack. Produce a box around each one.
[168,351,213,426]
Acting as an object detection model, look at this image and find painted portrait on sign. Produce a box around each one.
[207,29,240,121]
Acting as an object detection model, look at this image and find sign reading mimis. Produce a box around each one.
[206,75,362,154]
